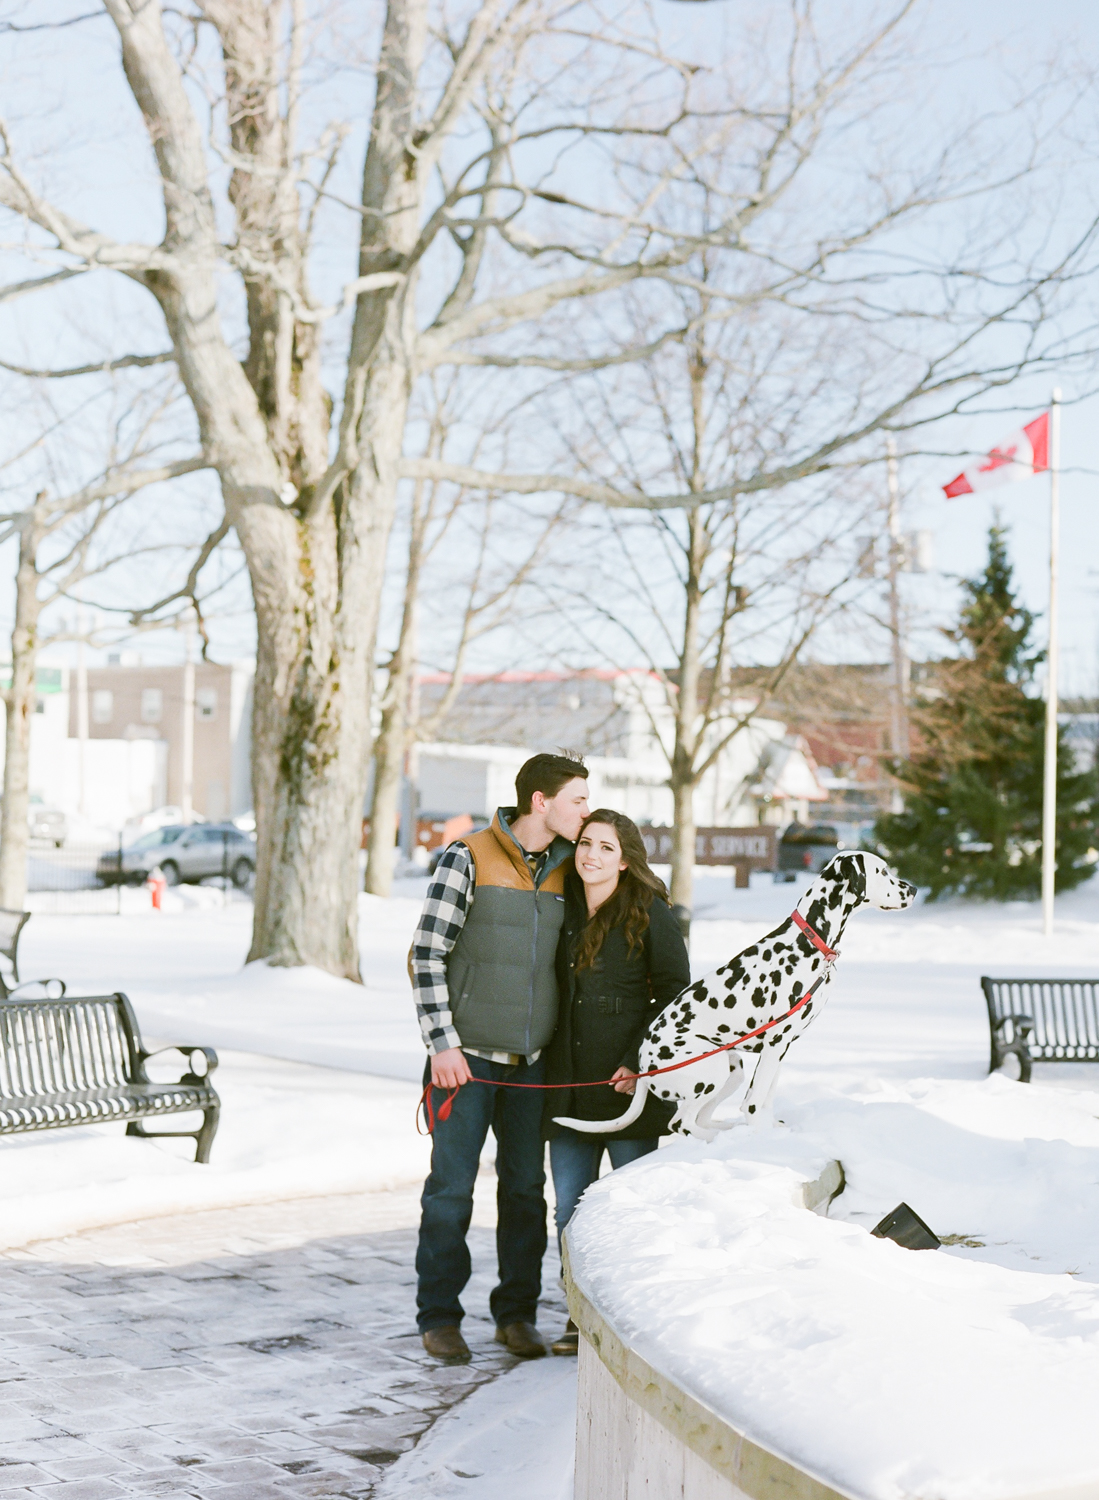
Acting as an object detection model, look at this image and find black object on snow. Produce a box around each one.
[871,1202,941,1251]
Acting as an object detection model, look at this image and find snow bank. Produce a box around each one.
[0,1051,430,1251]
[566,1079,1099,1500]
[22,873,1097,1097]
[22,891,427,1080]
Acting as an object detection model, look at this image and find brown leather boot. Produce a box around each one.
[494,1321,547,1358]
[551,1319,579,1356]
[422,1326,471,1364]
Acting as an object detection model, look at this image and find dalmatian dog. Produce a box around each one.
[554,852,916,1141]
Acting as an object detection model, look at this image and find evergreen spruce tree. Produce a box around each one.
[874,524,1098,900]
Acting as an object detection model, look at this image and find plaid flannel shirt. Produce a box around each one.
[410,839,543,1064]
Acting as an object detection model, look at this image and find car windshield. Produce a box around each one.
[781,825,838,846]
[130,826,185,851]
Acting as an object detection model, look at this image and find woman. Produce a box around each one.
[544,809,690,1354]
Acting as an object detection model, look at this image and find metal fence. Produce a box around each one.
[26,838,125,915]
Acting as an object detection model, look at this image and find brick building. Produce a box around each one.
[70,661,253,821]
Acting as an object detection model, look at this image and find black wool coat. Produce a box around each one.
[543,874,691,1140]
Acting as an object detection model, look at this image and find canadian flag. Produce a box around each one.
[942,412,1050,498]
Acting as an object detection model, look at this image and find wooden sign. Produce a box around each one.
[638,826,776,885]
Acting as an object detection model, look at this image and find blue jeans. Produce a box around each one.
[550,1128,657,1251]
[416,1052,548,1333]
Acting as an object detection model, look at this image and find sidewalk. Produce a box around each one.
[0,1187,566,1498]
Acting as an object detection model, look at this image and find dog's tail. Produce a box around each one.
[553,1076,652,1134]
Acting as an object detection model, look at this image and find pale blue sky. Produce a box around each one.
[1,0,1097,689]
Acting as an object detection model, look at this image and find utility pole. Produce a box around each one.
[181,610,196,823]
[886,439,910,809]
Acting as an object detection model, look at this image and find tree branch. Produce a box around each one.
[0,120,162,274]
[66,455,211,508]
[0,267,88,304]
[128,517,231,625]
[0,350,175,379]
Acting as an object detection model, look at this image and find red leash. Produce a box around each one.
[417,909,836,1135]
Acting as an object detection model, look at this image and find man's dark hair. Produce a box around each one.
[515,752,589,815]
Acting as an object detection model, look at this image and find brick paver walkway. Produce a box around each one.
[0,1187,565,1499]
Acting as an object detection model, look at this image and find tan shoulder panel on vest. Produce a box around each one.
[462,826,532,889]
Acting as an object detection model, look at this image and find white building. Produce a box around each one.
[412,671,825,827]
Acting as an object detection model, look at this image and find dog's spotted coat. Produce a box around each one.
[554,852,916,1141]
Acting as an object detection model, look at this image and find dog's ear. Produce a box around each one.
[843,852,868,899]
[818,852,864,906]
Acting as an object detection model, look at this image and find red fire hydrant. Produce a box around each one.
[147,867,167,911]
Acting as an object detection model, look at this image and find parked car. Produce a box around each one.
[123,805,207,840]
[27,796,67,848]
[775,822,839,881]
[97,823,256,889]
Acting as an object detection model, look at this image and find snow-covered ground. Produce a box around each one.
[25,869,1099,1086]
[557,874,1099,1500]
[11,870,1097,1256]
[7,870,1099,1498]
[376,1358,577,1500]
[0,1050,432,1251]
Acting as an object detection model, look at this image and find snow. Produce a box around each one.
[375,1358,577,1500]
[26,870,1097,1095]
[8,869,1099,1498]
[0,1050,431,1252]
[25,884,428,1080]
[565,1102,1099,1500]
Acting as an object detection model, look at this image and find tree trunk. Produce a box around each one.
[105,0,422,976]
[365,723,405,896]
[366,472,431,896]
[365,597,415,898]
[669,776,697,918]
[0,501,42,911]
[241,0,422,967]
[668,511,706,913]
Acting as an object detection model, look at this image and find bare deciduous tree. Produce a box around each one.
[539,298,896,913]
[1,0,1093,973]
[367,392,571,895]
[0,409,212,910]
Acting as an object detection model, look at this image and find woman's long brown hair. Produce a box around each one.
[573,809,670,971]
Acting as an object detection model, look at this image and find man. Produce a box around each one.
[411,752,590,1364]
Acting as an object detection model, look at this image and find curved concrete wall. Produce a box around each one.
[565,1160,852,1500]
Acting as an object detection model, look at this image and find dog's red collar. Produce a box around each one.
[791,909,838,963]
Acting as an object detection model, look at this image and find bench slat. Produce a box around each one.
[0,1000,132,1098]
[0,1081,216,1133]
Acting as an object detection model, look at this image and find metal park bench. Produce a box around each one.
[0,992,220,1162]
[981,976,1099,1083]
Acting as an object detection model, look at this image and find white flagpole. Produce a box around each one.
[1041,389,1062,938]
